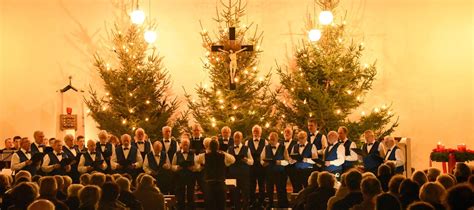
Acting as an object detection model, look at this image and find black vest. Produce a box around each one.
[83,151,103,166]
[96,142,113,158]
[132,140,152,159]
[227,144,250,175]
[190,136,205,154]
[248,138,265,165]
[204,152,226,182]
[362,141,383,170]
[280,139,297,154]
[264,144,286,172]
[308,132,324,150]
[47,152,69,175]
[159,139,178,163]
[16,150,37,174]
[218,137,234,151]
[146,150,166,173]
[115,145,138,165]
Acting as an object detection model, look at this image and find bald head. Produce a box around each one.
[221,126,231,138]
[64,134,75,147]
[153,141,163,153]
[121,134,131,146]
[135,128,145,141]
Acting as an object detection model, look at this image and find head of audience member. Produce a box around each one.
[318,171,335,189]
[419,182,445,207]
[386,161,397,175]
[399,179,420,202]
[162,126,172,140]
[364,130,376,144]
[67,184,84,199]
[363,172,377,179]
[180,135,190,153]
[426,168,441,182]
[105,174,115,183]
[0,174,11,192]
[32,175,41,184]
[20,137,31,152]
[283,127,293,141]
[327,131,338,145]
[98,130,108,144]
[39,176,58,198]
[15,170,32,183]
[346,170,363,192]
[233,131,243,146]
[78,185,101,209]
[468,175,474,188]
[101,182,120,202]
[116,177,131,192]
[109,135,120,146]
[62,176,72,193]
[52,139,64,154]
[11,182,38,209]
[76,135,85,149]
[454,162,472,183]
[297,131,308,145]
[27,199,55,210]
[268,132,279,146]
[389,175,406,196]
[307,171,319,187]
[4,138,14,149]
[361,177,382,201]
[436,174,456,190]
[407,201,435,210]
[192,124,203,137]
[445,184,474,210]
[412,170,428,187]
[375,193,402,210]
[53,176,64,195]
[13,136,22,149]
[121,134,132,148]
[153,141,163,155]
[307,118,318,134]
[33,131,45,145]
[90,172,106,187]
[252,125,262,139]
[378,164,392,177]
[134,128,146,142]
[86,139,97,153]
[209,139,219,153]
[136,174,158,192]
[64,134,75,148]
[383,136,396,149]
[337,126,349,141]
[221,126,231,139]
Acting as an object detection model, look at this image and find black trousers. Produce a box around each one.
[265,169,289,208]
[205,181,226,210]
[156,170,175,195]
[229,170,250,210]
[293,167,313,193]
[176,171,196,210]
[249,164,265,205]
[285,165,299,193]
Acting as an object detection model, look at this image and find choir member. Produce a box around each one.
[323,131,345,179]
[361,130,385,174]
[13,136,22,150]
[41,139,72,175]
[132,128,153,159]
[143,141,172,194]
[218,126,234,151]
[307,118,328,155]
[111,134,143,177]
[289,131,318,192]
[261,132,290,208]
[196,139,235,210]
[338,126,358,172]
[157,126,178,194]
[281,127,298,193]
[31,131,46,155]
[78,140,107,173]
[383,136,405,174]
[246,124,267,208]
[75,135,86,152]
[2,138,15,151]
[190,124,205,154]
[227,131,253,210]
[172,135,197,210]
[62,134,81,181]
[109,135,121,147]
[11,137,40,175]
[96,130,114,172]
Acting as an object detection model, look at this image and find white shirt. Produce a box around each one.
[342,139,358,161]
[171,150,196,171]
[309,131,328,155]
[385,145,405,167]
[259,143,290,165]
[231,143,254,166]
[64,145,77,157]
[10,149,34,171]
[33,142,44,153]
[111,146,143,170]
[245,138,268,152]
[78,150,107,173]
[41,151,64,173]
[195,151,236,167]
[143,151,170,175]
[135,140,150,152]
[324,143,345,166]
[282,139,293,150]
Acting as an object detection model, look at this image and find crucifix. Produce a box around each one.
[211,27,254,90]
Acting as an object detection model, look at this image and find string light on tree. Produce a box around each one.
[144,30,157,44]
[308,29,322,42]
[319,11,334,25]
[130,9,145,25]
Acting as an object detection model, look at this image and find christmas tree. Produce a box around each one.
[185,0,275,136]
[276,0,398,141]
[85,5,184,140]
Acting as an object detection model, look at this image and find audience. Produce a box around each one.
[8,182,37,210]
[454,163,471,183]
[436,174,456,190]
[332,170,363,210]
[327,173,349,210]
[444,184,474,210]
[305,171,336,210]
[78,185,101,210]
[116,177,143,210]
[133,174,165,210]
[412,170,428,187]
[27,199,55,210]
[38,176,69,210]
[407,201,435,210]
[426,168,441,182]
[292,171,319,210]
[65,184,83,210]
[98,182,127,210]
[419,182,446,210]
[351,177,382,210]
[375,192,402,210]
[377,164,392,192]
[388,174,406,197]
[399,179,420,209]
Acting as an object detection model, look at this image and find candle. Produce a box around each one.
[457,144,467,152]
[437,142,445,151]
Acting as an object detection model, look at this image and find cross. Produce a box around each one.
[211,27,254,90]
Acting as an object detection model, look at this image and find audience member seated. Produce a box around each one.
[65,184,84,210]
[133,174,165,210]
[38,176,69,210]
[412,170,428,187]
[27,199,55,210]
[89,173,106,187]
[79,173,90,186]
[399,179,420,209]
[54,175,68,201]
[407,201,435,210]
[305,171,336,210]
[454,163,471,183]
[8,182,38,210]
[436,174,456,190]
[351,177,383,210]
[375,192,402,210]
[426,168,441,182]
[419,182,446,210]
[78,185,101,210]
[292,171,319,210]
[377,164,392,192]
[98,182,127,210]
[444,184,474,210]
[116,177,143,210]
[332,170,363,210]
[468,175,474,188]
[327,173,349,210]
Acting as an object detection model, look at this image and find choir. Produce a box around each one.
[9,118,406,209]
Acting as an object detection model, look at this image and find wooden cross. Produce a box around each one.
[211,27,254,90]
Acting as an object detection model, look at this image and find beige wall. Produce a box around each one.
[0,0,472,170]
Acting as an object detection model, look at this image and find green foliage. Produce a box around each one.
[85,23,184,140]
[185,0,276,136]
[275,0,398,142]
